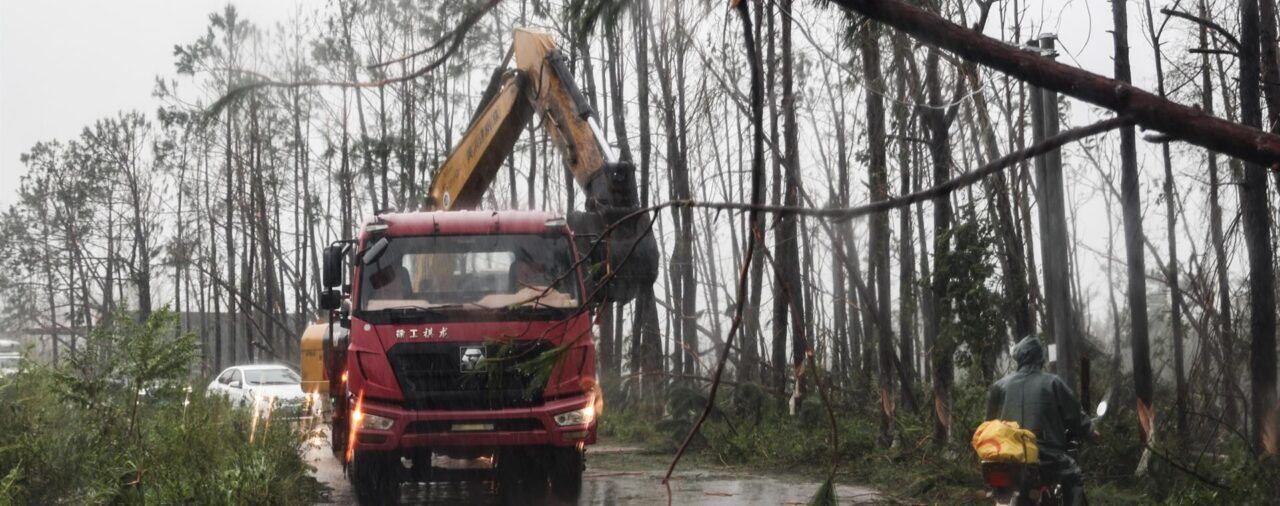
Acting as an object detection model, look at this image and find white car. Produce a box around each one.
[207,364,314,418]
[0,353,19,377]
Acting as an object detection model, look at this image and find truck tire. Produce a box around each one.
[330,421,347,459]
[496,448,547,505]
[350,450,400,505]
[547,446,584,501]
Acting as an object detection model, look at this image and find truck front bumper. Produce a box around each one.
[352,394,598,451]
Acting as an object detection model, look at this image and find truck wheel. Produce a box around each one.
[351,450,400,506]
[496,448,547,505]
[330,422,347,459]
[547,446,584,501]
[405,447,432,483]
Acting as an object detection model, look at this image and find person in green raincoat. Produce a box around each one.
[986,335,1096,505]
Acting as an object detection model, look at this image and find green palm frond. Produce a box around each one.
[807,478,838,506]
[564,0,634,40]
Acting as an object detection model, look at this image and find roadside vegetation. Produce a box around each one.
[0,310,320,505]
[600,377,1279,505]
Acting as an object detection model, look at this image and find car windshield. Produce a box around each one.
[244,368,299,386]
[358,233,580,312]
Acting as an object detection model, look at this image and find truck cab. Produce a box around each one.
[326,210,601,503]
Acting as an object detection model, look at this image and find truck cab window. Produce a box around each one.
[358,234,579,315]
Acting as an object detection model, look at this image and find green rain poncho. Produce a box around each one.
[985,336,1093,464]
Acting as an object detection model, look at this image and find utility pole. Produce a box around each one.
[1029,35,1076,389]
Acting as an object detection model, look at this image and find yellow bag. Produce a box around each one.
[972,420,1039,463]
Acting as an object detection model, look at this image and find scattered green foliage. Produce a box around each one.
[0,462,20,506]
[0,309,321,505]
[935,214,1007,382]
[600,379,1280,505]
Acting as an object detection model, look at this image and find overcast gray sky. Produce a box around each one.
[0,0,1157,208]
[0,0,300,208]
[0,0,1202,337]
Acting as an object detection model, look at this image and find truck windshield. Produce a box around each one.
[358,234,580,313]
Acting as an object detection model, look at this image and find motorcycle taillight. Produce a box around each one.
[986,470,1013,488]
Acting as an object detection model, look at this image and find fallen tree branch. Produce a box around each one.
[631,115,1131,222]
[204,0,500,118]
[366,0,503,69]
[1189,48,1237,57]
[1161,8,1242,50]
[828,0,1280,167]
[1143,442,1230,490]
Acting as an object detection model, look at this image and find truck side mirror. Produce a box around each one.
[318,289,342,311]
[322,245,345,288]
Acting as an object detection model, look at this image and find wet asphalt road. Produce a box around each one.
[307,429,882,505]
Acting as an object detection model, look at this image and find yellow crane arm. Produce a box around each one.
[428,71,532,210]
[428,28,621,211]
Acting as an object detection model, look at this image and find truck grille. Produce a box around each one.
[404,418,544,433]
[385,341,553,411]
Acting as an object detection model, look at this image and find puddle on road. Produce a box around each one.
[323,476,879,505]
[310,431,880,505]
[578,470,881,505]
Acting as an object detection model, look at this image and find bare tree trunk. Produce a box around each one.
[204,132,222,371]
[224,76,238,367]
[42,211,58,365]
[1112,0,1155,443]
[777,0,807,402]
[1142,0,1188,448]
[1238,0,1279,457]
[1255,0,1280,455]
[916,144,932,385]
[1200,0,1239,428]
[893,32,917,389]
[1102,167,1123,377]
[832,89,853,381]
[862,22,895,445]
[630,0,662,399]
[924,45,954,447]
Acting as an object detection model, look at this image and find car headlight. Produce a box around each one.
[554,405,595,426]
[360,412,395,431]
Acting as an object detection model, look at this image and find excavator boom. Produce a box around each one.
[428,70,533,210]
[428,28,654,303]
[430,29,613,209]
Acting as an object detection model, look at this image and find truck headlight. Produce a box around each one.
[554,405,595,426]
[360,412,395,431]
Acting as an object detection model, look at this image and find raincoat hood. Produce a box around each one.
[1013,336,1045,371]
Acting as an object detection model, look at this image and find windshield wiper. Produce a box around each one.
[427,303,471,311]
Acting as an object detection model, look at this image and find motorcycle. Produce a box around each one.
[981,399,1108,506]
